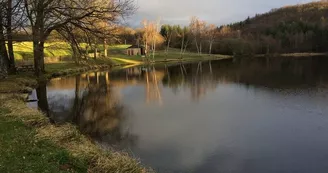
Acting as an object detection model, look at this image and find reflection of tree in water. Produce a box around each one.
[162,62,218,101]
[37,57,328,149]
[162,57,328,100]
[37,73,138,149]
[232,57,328,88]
[36,81,55,124]
[73,74,138,149]
[143,66,163,105]
[112,66,164,105]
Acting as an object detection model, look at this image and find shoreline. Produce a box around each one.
[1,57,228,172]
[0,53,326,172]
[0,63,151,173]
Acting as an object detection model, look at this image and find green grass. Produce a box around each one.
[112,47,232,63]
[0,108,87,173]
[12,41,232,68]
[14,42,72,61]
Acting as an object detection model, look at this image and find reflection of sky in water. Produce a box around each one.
[118,83,328,173]
[119,85,328,172]
[47,89,76,111]
[32,58,328,173]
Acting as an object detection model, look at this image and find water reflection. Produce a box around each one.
[31,57,328,173]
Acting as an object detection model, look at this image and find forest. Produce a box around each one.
[152,1,328,56]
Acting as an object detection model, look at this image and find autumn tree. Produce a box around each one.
[142,19,163,59]
[206,24,218,54]
[118,27,136,45]
[190,16,206,55]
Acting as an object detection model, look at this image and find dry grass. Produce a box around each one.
[0,91,151,173]
[0,74,37,93]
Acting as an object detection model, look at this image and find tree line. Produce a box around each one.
[120,1,328,58]
[118,16,221,58]
[225,1,328,55]
[0,0,135,77]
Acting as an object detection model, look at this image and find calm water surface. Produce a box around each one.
[29,57,328,173]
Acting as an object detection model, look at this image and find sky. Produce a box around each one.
[126,0,314,27]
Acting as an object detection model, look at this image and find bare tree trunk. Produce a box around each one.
[71,43,78,63]
[180,34,184,57]
[0,7,9,77]
[209,41,213,55]
[94,45,98,59]
[32,7,47,76]
[152,36,155,60]
[183,40,189,55]
[94,48,97,59]
[33,40,45,76]
[33,41,41,76]
[104,39,108,57]
[195,39,200,54]
[7,0,16,73]
[85,45,89,57]
[144,37,148,60]
[166,34,171,56]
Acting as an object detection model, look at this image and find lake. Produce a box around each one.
[29,57,328,173]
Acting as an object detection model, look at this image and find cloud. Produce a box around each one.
[126,0,314,27]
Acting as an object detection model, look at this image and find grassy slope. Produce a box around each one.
[14,42,231,66]
[14,42,72,61]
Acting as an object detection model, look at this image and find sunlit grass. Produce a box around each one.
[13,42,72,61]
[12,41,230,67]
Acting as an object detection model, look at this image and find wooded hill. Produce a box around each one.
[224,1,328,54]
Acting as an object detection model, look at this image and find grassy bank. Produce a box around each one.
[110,47,232,63]
[0,64,150,173]
[13,41,231,66]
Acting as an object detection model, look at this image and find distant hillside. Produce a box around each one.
[218,1,328,54]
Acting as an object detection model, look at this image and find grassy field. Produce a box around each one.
[13,42,231,66]
[13,42,72,61]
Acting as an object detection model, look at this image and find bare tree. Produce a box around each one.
[6,0,24,73]
[56,25,83,63]
[179,26,191,58]
[160,24,174,56]
[190,16,206,55]
[206,24,218,55]
[0,0,24,76]
[142,20,150,58]
[0,1,10,77]
[142,19,163,61]
[23,0,135,76]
